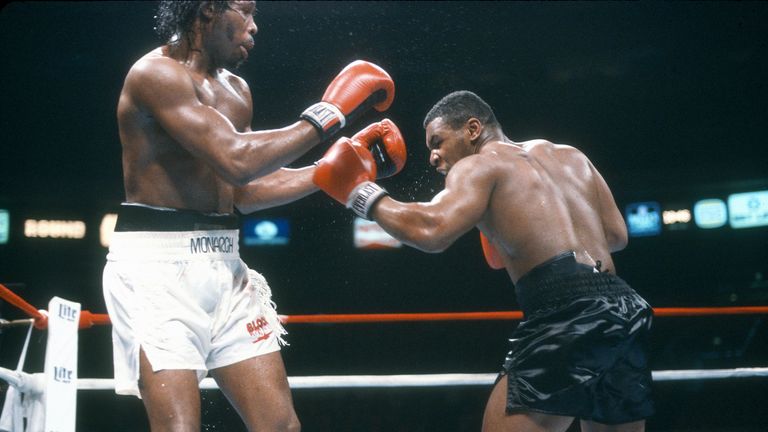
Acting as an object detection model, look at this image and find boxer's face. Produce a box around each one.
[425,117,472,175]
[208,1,258,69]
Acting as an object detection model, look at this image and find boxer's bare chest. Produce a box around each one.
[191,72,251,132]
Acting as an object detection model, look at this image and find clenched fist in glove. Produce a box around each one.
[313,119,406,219]
[301,61,395,142]
[350,119,406,179]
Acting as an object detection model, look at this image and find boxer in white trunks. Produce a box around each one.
[103,1,395,430]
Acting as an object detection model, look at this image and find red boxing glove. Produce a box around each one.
[301,60,395,141]
[351,119,407,179]
[480,232,505,270]
[313,137,389,219]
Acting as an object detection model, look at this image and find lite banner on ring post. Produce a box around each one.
[42,297,80,432]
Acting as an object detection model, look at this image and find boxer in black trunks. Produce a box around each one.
[312,90,653,431]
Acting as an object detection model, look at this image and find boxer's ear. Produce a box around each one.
[467,118,483,144]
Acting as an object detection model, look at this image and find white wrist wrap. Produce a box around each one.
[346,181,388,220]
[301,102,346,138]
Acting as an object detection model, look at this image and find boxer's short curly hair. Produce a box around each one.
[154,1,229,44]
[423,91,499,130]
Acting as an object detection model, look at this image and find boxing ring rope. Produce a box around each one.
[5,308,768,329]
[2,283,768,431]
[280,306,768,324]
[71,368,768,392]
[4,281,768,329]
[2,282,768,390]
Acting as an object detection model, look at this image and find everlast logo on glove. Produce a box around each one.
[190,235,235,254]
[301,102,345,140]
[349,182,388,220]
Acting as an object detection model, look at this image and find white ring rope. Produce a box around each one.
[5,368,767,391]
[63,368,768,390]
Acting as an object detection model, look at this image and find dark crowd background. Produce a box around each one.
[1,1,767,431]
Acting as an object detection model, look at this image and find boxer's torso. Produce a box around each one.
[117,47,252,214]
[477,140,619,283]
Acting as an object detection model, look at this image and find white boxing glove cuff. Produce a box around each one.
[346,181,388,220]
[301,102,346,140]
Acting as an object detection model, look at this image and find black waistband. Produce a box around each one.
[514,251,633,315]
[114,204,240,232]
[516,251,593,287]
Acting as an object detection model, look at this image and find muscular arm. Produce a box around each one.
[371,156,495,252]
[234,166,318,214]
[589,161,628,252]
[127,56,319,186]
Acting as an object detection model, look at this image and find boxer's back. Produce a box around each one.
[482,140,626,281]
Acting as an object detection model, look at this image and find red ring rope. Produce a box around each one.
[0,283,48,329]
[281,306,768,324]
[281,311,523,323]
[1,283,767,329]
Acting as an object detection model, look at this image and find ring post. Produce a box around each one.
[42,297,80,432]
